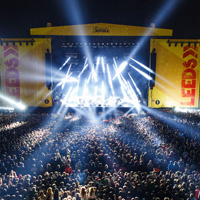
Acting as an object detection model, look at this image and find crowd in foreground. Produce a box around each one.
[0,109,200,200]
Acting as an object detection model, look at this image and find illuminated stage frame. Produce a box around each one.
[30,23,172,109]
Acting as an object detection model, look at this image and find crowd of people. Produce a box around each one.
[0,109,200,200]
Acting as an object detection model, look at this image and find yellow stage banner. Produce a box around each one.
[30,23,172,37]
[149,39,200,108]
[0,38,52,108]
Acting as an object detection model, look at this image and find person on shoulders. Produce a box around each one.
[87,187,97,200]
[80,186,87,200]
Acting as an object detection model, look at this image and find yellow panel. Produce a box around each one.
[0,38,52,108]
[30,23,173,37]
[149,39,200,108]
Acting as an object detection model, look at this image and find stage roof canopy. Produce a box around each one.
[30,23,173,37]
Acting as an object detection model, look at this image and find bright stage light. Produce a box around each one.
[62,0,94,71]
[52,57,71,82]
[112,61,128,99]
[113,61,128,80]
[125,78,139,104]
[101,81,105,99]
[66,64,72,76]
[78,63,88,77]
[126,0,180,61]
[67,87,78,105]
[69,77,79,82]
[84,57,88,66]
[174,107,189,113]
[57,72,78,88]
[62,72,72,89]
[107,64,115,96]
[155,73,180,90]
[101,57,106,73]
[113,60,127,90]
[0,107,14,111]
[61,86,72,105]
[93,71,97,82]
[113,57,117,69]
[128,73,142,97]
[94,57,100,82]
[78,57,88,78]
[125,81,141,113]
[127,81,139,103]
[131,58,154,73]
[129,64,152,80]
[155,81,179,98]
[87,72,92,84]
[119,73,134,100]
[96,57,100,67]
[113,59,117,72]
[59,57,71,70]
[92,64,98,82]
[83,80,89,103]
[94,86,98,101]
[75,79,80,96]
[153,0,181,28]
[120,73,128,87]
[17,102,26,110]
[0,94,26,110]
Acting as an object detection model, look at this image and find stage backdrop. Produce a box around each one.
[149,39,200,108]
[0,38,52,107]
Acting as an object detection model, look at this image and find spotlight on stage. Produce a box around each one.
[127,0,181,60]
[174,107,189,113]
[59,57,71,70]
[129,64,152,80]
[130,58,154,73]
[113,61,128,80]
[0,94,26,110]
[128,73,142,97]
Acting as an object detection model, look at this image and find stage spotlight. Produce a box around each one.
[0,107,14,111]
[113,61,128,80]
[113,57,117,69]
[101,81,105,104]
[94,86,98,98]
[17,102,26,110]
[66,64,72,76]
[75,79,80,96]
[101,57,106,73]
[127,81,141,112]
[112,60,128,99]
[126,0,180,59]
[96,57,100,67]
[78,64,88,77]
[78,58,88,78]
[62,86,72,105]
[95,57,100,82]
[129,64,152,80]
[107,64,115,96]
[130,58,154,73]
[87,72,92,84]
[59,57,71,70]
[52,57,71,82]
[0,93,26,110]
[174,107,188,113]
[92,64,97,82]
[128,73,142,97]
[57,72,73,89]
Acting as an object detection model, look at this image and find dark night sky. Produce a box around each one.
[0,0,200,39]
